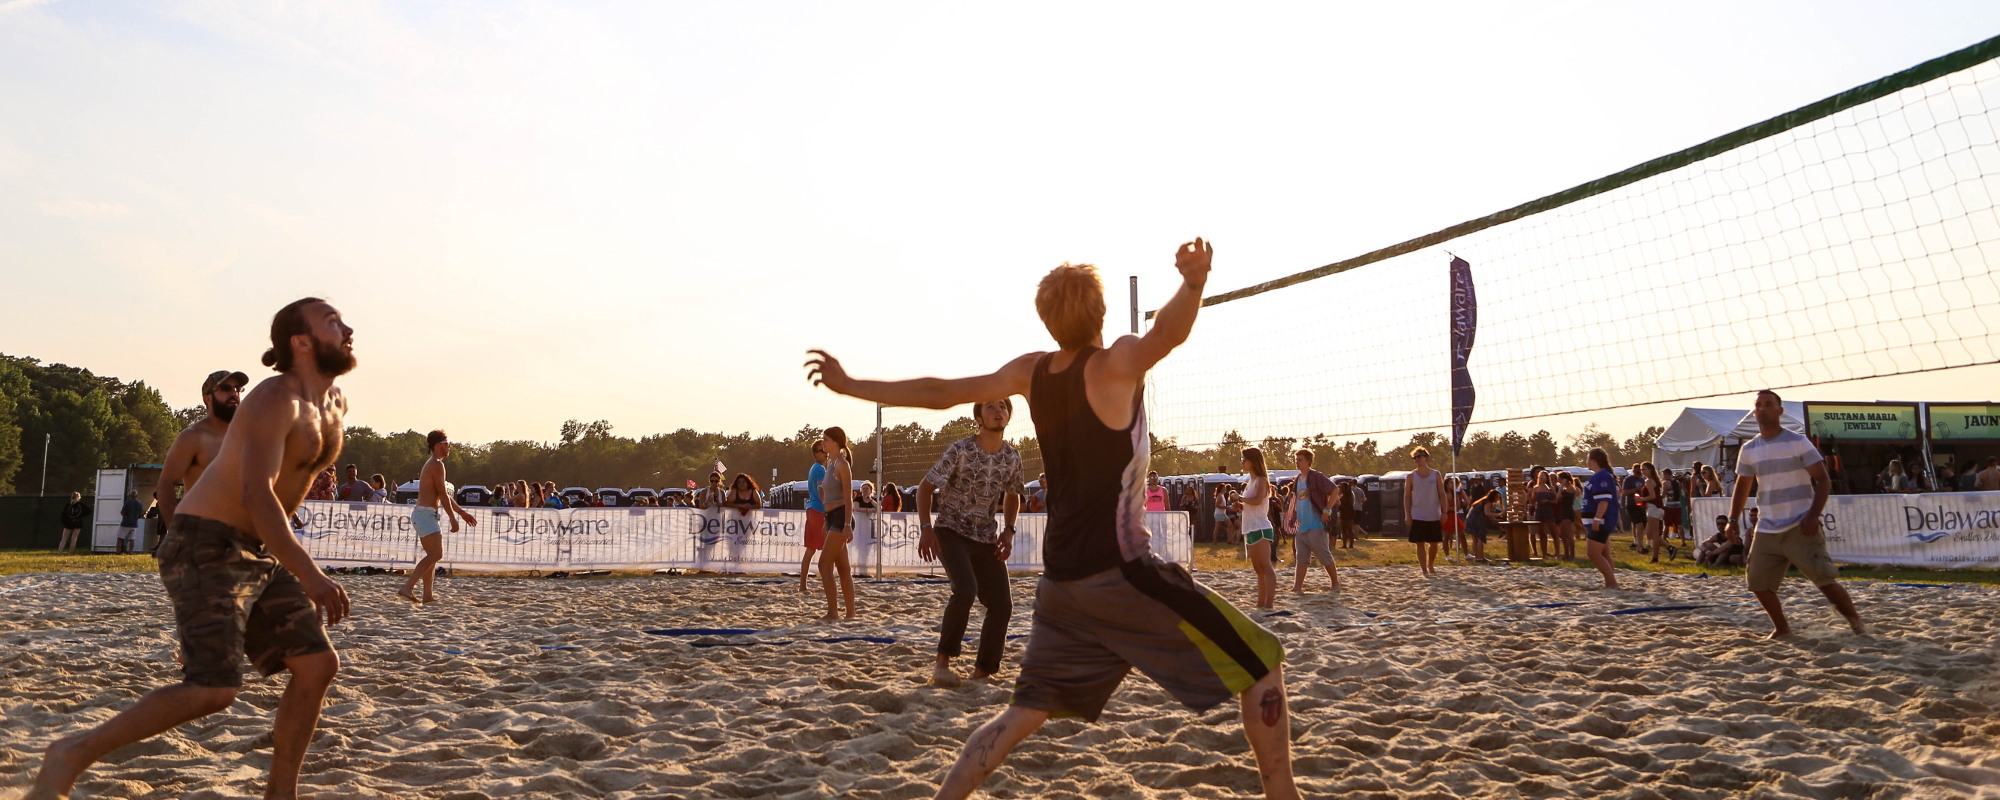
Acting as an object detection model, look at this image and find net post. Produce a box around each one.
[1129,276,1139,334]
[874,403,885,578]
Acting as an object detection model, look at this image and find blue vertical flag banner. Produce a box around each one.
[1448,257,1477,456]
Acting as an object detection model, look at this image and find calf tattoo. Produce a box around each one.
[1260,687,1283,727]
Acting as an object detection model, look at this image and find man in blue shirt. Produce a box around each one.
[118,491,144,555]
[801,440,828,594]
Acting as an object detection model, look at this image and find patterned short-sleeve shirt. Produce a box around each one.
[923,436,1025,544]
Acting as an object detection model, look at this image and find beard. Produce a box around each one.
[312,335,356,377]
[212,402,237,423]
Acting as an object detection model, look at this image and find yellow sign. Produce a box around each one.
[1929,404,2000,441]
[1805,404,1919,441]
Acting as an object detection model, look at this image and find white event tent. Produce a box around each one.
[1651,402,1805,471]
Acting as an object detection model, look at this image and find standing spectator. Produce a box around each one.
[117,490,143,555]
[59,491,88,553]
[336,465,371,501]
[1622,464,1646,550]
[1029,472,1048,513]
[1937,464,1958,492]
[1639,463,1667,562]
[307,466,337,501]
[1145,472,1169,511]
[855,482,879,511]
[1553,472,1579,560]
[1701,464,1726,498]
[880,481,903,513]
[1883,460,1914,493]
[368,474,389,502]
[1532,471,1558,560]
[1465,488,1500,564]
[1728,389,1864,638]
[1974,457,1999,491]
[1663,469,1686,545]
[144,494,162,555]
[1237,448,1278,610]
[728,474,765,515]
[1402,447,1446,576]
[694,472,726,509]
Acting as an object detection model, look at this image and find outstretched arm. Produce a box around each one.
[1100,238,1212,380]
[807,350,1038,410]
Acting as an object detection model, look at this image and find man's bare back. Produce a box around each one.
[177,376,346,531]
[158,418,226,522]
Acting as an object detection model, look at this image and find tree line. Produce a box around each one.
[0,355,181,494]
[0,351,1667,497]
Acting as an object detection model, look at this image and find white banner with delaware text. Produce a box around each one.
[1689,491,2000,569]
[292,502,1194,574]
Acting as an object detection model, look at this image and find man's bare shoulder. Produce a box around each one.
[238,375,303,420]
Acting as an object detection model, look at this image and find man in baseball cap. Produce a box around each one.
[155,370,250,546]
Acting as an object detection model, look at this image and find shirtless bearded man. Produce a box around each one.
[155,369,248,547]
[28,297,355,800]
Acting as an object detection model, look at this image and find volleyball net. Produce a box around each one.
[878,36,2000,478]
[1141,35,2000,454]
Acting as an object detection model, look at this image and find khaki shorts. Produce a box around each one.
[161,514,333,688]
[1745,528,1840,593]
[1012,555,1284,722]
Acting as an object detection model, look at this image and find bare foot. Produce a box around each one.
[1847,617,1867,635]
[421,595,438,605]
[396,588,419,605]
[843,613,857,621]
[969,670,996,683]
[27,733,89,800]
[816,613,839,623]
[930,665,962,687]
[1766,628,1793,640]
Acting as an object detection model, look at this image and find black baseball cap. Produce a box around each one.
[203,370,250,394]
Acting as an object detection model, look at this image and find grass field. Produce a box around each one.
[5,539,1997,585]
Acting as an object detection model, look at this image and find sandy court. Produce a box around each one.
[0,565,1996,799]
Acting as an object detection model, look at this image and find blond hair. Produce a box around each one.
[1036,263,1106,350]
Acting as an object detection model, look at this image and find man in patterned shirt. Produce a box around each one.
[1728,389,1864,638]
[917,398,1025,686]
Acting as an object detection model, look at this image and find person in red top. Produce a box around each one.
[1144,472,1168,511]
[807,239,1298,800]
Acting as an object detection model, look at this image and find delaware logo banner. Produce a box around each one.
[1449,256,1478,456]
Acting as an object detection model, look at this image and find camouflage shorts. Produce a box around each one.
[160,514,333,688]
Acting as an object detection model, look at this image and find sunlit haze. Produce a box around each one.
[5,1,1998,447]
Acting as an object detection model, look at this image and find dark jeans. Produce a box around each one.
[936,527,1012,676]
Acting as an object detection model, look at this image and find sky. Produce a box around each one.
[3,0,1998,449]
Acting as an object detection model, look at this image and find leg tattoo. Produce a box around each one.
[1260,687,1283,728]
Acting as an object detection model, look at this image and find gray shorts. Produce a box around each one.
[1294,530,1334,568]
[1012,555,1284,722]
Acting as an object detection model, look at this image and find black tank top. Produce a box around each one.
[1030,348,1152,580]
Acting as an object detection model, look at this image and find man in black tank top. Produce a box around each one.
[807,239,1299,800]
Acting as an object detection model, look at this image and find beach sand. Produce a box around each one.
[1,565,1996,799]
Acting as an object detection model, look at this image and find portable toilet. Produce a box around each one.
[92,465,164,553]
[1356,474,1384,534]
[562,487,591,506]
[456,485,490,507]
[626,487,658,506]
[394,480,421,504]
[1376,470,1410,537]
[597,487,628,507]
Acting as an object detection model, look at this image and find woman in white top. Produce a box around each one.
[1238,447,1278,611]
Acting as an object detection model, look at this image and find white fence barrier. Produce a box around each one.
[293,501,1194,574]
[1689,491,2000,569]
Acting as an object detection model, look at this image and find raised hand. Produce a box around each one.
[1175,238,1212,291]
[804,349,849,394]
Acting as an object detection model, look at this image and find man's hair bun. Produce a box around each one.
[261,348,280,368]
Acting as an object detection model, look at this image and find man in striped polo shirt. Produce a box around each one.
[1727,389,1865,638]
